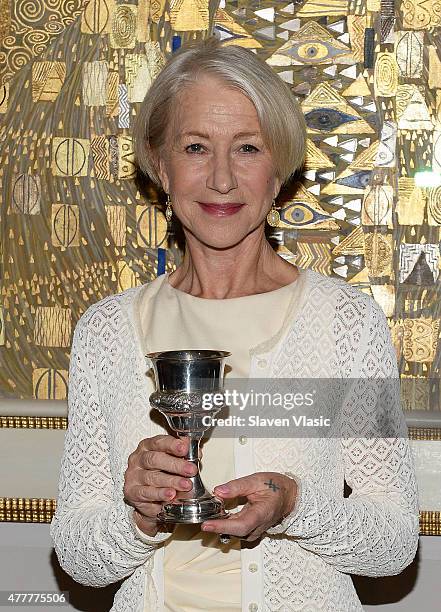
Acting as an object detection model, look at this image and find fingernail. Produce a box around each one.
[202,524,214,531]
[215,485,229,493]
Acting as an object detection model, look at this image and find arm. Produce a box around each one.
[50,311,171,587]
[266,299,419,577]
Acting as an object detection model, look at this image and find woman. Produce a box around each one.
[51,37,419,611]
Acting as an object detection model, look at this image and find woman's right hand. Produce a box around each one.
[123,435,198,537]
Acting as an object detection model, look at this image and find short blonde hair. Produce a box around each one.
[133,36,306,190]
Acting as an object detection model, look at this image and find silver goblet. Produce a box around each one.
[147,349,231,525]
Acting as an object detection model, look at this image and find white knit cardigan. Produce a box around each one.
[50,269,419,612]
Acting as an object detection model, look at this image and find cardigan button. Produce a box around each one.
[249,604,258,612]
[248,562,258,572]
[257,359,267,368]
[239,435,248,445]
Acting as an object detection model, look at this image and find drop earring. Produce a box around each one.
[165,194,173,222]
[266,199,280,227]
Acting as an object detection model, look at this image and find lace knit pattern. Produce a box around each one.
[50,270,419,612]
[256,272,419,610]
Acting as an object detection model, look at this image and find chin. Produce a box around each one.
[201,234,248,250]
[190,227,250,250]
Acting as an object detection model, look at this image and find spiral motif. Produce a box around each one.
[64,0,83,17]
[2,36,16,48]
[24,30,50,45]
[44,19,64,35]
[34,43,48,55]
[9,49,32,71]
[44,0,63,9]
[15,0,45,23]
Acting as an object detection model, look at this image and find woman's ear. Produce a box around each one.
[273,176,282,200]
[156,154,170,194]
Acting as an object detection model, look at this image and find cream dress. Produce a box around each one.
[139,270,305,611]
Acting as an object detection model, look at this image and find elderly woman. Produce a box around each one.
[51,38,419,612]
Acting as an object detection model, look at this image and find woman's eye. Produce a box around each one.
[241,144,259,153]
[185,143,204,153]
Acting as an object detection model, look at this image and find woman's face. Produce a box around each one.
[157,75,282,249]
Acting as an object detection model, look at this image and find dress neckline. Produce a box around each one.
[163,268,305,302]
[131,266,313,359]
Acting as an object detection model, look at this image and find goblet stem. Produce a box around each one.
[178,434,207,499]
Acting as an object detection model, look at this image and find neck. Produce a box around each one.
[168,226,298,299]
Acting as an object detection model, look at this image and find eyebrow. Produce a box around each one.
[177,130,261,141]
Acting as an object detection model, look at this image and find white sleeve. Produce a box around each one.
[50,312,171,587]
[266,299,419,577]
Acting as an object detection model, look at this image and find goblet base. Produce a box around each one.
[158,494,228,524]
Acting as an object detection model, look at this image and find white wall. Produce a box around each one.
[0,524,118,611]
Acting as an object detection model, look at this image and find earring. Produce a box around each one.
[165,194,173,222]
[266,199,280,227]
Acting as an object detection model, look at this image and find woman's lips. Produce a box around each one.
[198,202,245,216]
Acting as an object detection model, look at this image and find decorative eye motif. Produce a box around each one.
[289,41,349,63]
[304,108,359,132]
[281,202,328,227]
[336,171,372,189]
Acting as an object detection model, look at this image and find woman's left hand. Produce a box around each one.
[201,472,298,541]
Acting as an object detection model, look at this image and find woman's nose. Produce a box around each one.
[206,152,238,193]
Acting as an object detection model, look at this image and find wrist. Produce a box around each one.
[282,474,298,518]
[133,509,159,537]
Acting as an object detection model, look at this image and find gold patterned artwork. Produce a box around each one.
[106,205,127,246]
[302,83,375,135]
[170,0,209,32]
[91,136,112,180]
[401,375,431,411]
[295,240,332,275]
[34,307,72,348]
[403,318,439,363]
[11,175,41,215]
[332,226,364,256]
[32,62,66,102]
[428,187,441,226]
[401,0,441,30]
[346,15,367,63]
[363,232,393,278]
[428,47,441,89]
[32,369,69,400]
[396,85,433,130]
[52,138,90,177]
[81,0,116,35]
[371,284,395,317]
[266,22,355,66]
[109,4,138,49]
[118,136,136,179]
[296,0,348,17]
[136,205,168,248]
[51,205,80,248]
[304,140,335,170]
[0,0,439,415]
[362,185,394,227]
[280,184,340,231]
[83,62,108,106]
[397,178,426,225]
[395,31,424,79]
[374,52,399,97]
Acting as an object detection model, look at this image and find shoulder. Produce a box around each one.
[73,284,146,338]
[74,273,166,338]
[303,268,383,322]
